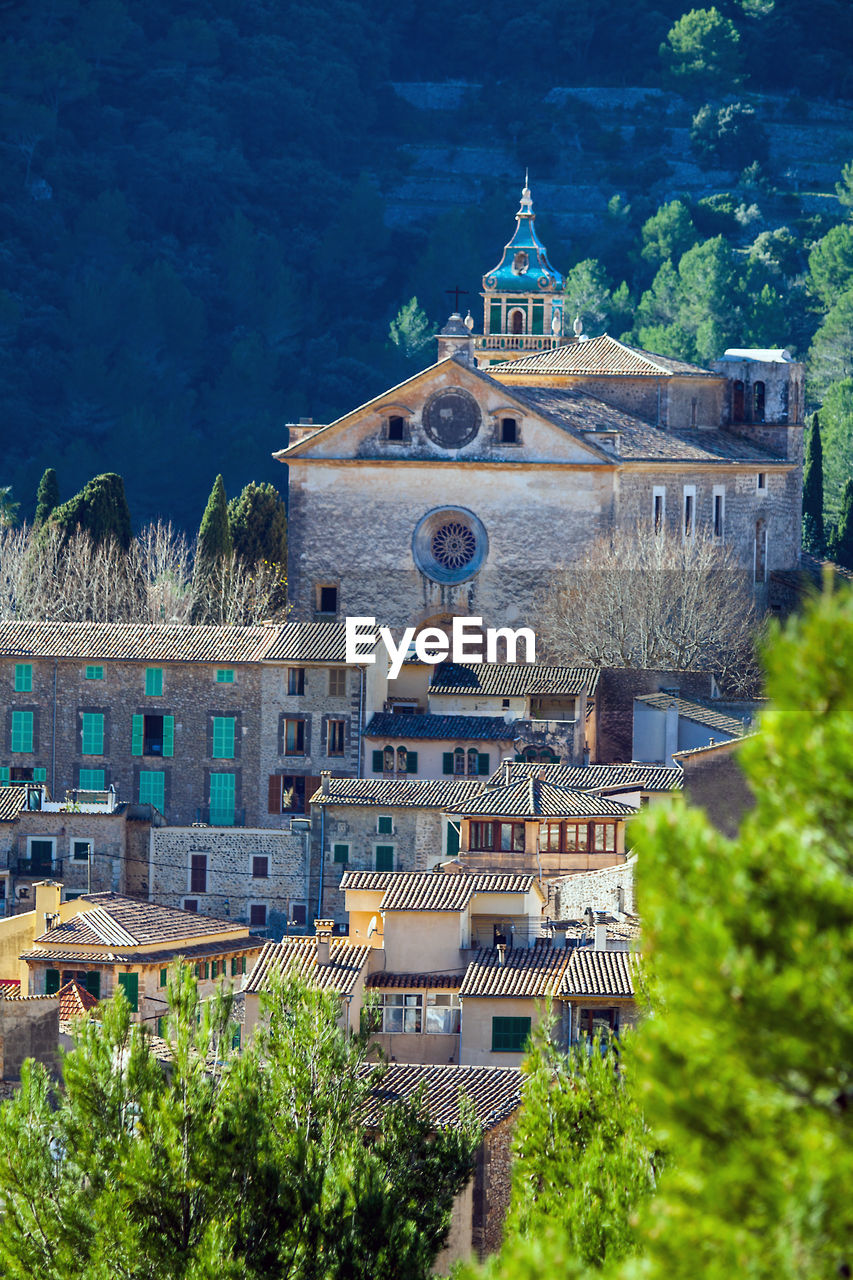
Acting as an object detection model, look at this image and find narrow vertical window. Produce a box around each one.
[145,668,163,696]
[14,664,32,692]
[713,488,725,541]
[387,415,405,441]
[753,381,765,423]
[683,488,695,539]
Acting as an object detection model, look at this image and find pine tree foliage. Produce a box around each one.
[33,467,60,526]
[802,412,825,554]
[48,472,133,550]
[835,477,853,569]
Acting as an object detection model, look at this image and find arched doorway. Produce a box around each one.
[509,309,525,335]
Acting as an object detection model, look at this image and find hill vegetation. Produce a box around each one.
[1,0,852,534]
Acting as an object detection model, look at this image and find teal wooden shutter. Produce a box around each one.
[162,716,175,757]
[372,749,383,771]
[132,715,144,756]
[406,750,418,774]
[117,972,139,1012]
[446,821,460,858]
[478,752,490,775]
[210,773,236,825]
[376,845,394,871]
[33,767,47,782]
[442,752,454,775]
[333,843,349,864]
[45,968,60,994]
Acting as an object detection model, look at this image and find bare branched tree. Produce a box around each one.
[0,525,30,620]
[191,552,287,626]
[537,528,765,693]
[136,520,194,624]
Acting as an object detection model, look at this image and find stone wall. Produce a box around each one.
[678,741,754,839]
[472,1112,517,1258]
[596,667,714,763]
[150,827,308,936]
[551,854,637,918]
[0,994,59,1080]
[319,804,447,921]
[4,809,130,903]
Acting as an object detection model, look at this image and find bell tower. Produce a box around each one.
[476,177,565,368]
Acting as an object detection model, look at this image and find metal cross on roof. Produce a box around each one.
[446,285,469,311]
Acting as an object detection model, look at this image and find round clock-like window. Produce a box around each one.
[422,388,481,449]
[412,507,488,585]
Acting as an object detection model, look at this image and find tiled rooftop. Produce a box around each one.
[491,334,712,377]
[57,978,99,1024]
[0,786,28,822]
[340,870,540,913]
[492,762,683,792]
[310,778,486,809]
[244,937,371,997]
[460,776,636,819]
[560,948,637,998]
[262,622,375,664]
[428,663,599,698]
[362,1062,523,1130]
[459,943,570,998]
[26,936,262,966]
[33,893,248,948]
[635,694,758,737]
[364,713,514,742]
[365,971,465,989]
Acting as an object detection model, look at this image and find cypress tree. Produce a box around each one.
[802,411,825,555]
[835,477,853,570]
[227,481,287,566]
[49,473,132,549]
[33,468,60,526]
[196,475,232,567]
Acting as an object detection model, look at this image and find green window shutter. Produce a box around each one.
[33,767,47,782]
[489,301,502,332]
[204,962,210,980]
[81,713,104,755]
[15,663,32,692]
[231,1027,241,1050]
[117,972,139,1013]
[210,773,235,825]
[241,955,246,975]
[216,668,235,683]
[79,768,104,790]
[442,752,454,775]
[145,667,163,696]
[212,717,235,759]
[11,711,33,753]
[139,771,165,810]
[0,767,9,784]
[85,972,101,998]
[372,749,383,772]
[157,1016,166,1038]
[377,815,392,835]
[478,752,490,776]
[162,716,175,758]
[231,957,238,977]
[85,665,104,680]
[333,843,349,864]
[446,821,460,859]
[131,714,144,756]
[492,1016,531,1053]
[45,968,60,995]
[406,750,418,774]
[159,968,167,988]
[376,845,394,872]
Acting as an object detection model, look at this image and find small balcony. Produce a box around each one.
[14,857,63,877]
[474,335,561,353]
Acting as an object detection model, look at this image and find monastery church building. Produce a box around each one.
[278,181,804,633]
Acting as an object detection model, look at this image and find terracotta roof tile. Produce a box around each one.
[26,936,263,966]
[362,1062,522,1130]
[461,777,636,818]
[492,763,682,792]
[244,937,371,997]
[340,870,541,912]
[33,893,249,947]
[57,979,99,1023]
[492,334,711,377]
[262,622,376,664]
[0,621,275,663]
[364,713,513,742]
[428,663,599,697]
[365,971,465,989]
[561,949,637,998]
[459,943,570,998]
[310,778,486,809]
[0,786,28,822]
[635,694,758,737]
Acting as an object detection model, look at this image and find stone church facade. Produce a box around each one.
[278,185,804,633]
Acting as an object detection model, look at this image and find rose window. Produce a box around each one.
[431,522,476,570]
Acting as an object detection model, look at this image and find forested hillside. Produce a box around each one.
[1,0,852,531]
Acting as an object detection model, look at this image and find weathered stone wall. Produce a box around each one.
[596,668,714,764]
[551,854,637,918]
[0,994,59,1080]
[319,804,446,920]
[150,827,307,936]
[472,1113,517,1258]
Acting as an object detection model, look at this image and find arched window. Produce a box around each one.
[753,381,765,423]
[383,746,394,775]
[396,746,408,774]
[467,748,479,776]
[500,417,517,444]
[510,309,525,335]
[453,747,466,775]
[732,380,745,421]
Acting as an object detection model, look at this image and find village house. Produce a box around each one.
[632,692,762,765]
[23,892,264,1025]
[242,921,371,1038]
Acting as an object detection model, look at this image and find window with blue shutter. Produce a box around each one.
[212,717,235,759]
[79,768,104,790]
[14,664,32,692]
[11,711,33,753]
[162,716,174,757]
[145,668,163,696]
[210,773,236,826]
[139,771,165,810]
[131,715,144,756]
[81,713,104,755]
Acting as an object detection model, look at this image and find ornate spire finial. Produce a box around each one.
[573,314,583,337]
[518,172,533,216]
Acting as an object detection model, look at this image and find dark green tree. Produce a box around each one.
[227,481,287,567]
[196,474,232,568]
[659,7,744,91]
[33,467,60,526]
[835,477,853,569]
[802,412,826,554]
[818,378,853,527]
[807,222,853,310]
[48,472,132,549]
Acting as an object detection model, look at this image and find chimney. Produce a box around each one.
[496,943,506,966]
[315,918,334,965]
[594,922,608,951]
[320,771,331,796]
[502,758,512,785]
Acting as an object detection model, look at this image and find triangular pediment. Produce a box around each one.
[274,358,616,466]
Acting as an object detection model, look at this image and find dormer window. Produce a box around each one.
[388,415,405,441]
[500,417,518,444]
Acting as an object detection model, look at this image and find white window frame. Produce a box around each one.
[712,485,726,542]
[70,837,93,863]
[652,485,666,533]
[682,485,696,540]
[26,836,56,867]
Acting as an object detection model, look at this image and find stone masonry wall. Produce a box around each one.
[319,804,445,921]
[150,827,307,937]
[472,1113,517,1258]
[0,994,59,1080]
[552,854,637,918]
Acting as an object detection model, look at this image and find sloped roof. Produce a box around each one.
[491,334,711,377]
[26,936,261,966]
[57,979,99,1024]
[460,776,635,819]
[263,622,376,664]
[635,694,757,737]
[244,937,371,997]
[560,948,637,998]
[365,971,465,989]
[459,943,570,998]
[310,778,486,809]
[491,762,682,792]
[0,786,28,822]
[0,621,275,663]
[33,893,247,947]
[362,1062,523,1130]
[428,663,599,697]
[340,870,541,912]
[364,713,513,742]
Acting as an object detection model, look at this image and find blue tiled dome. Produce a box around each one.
[483,181,563,294]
